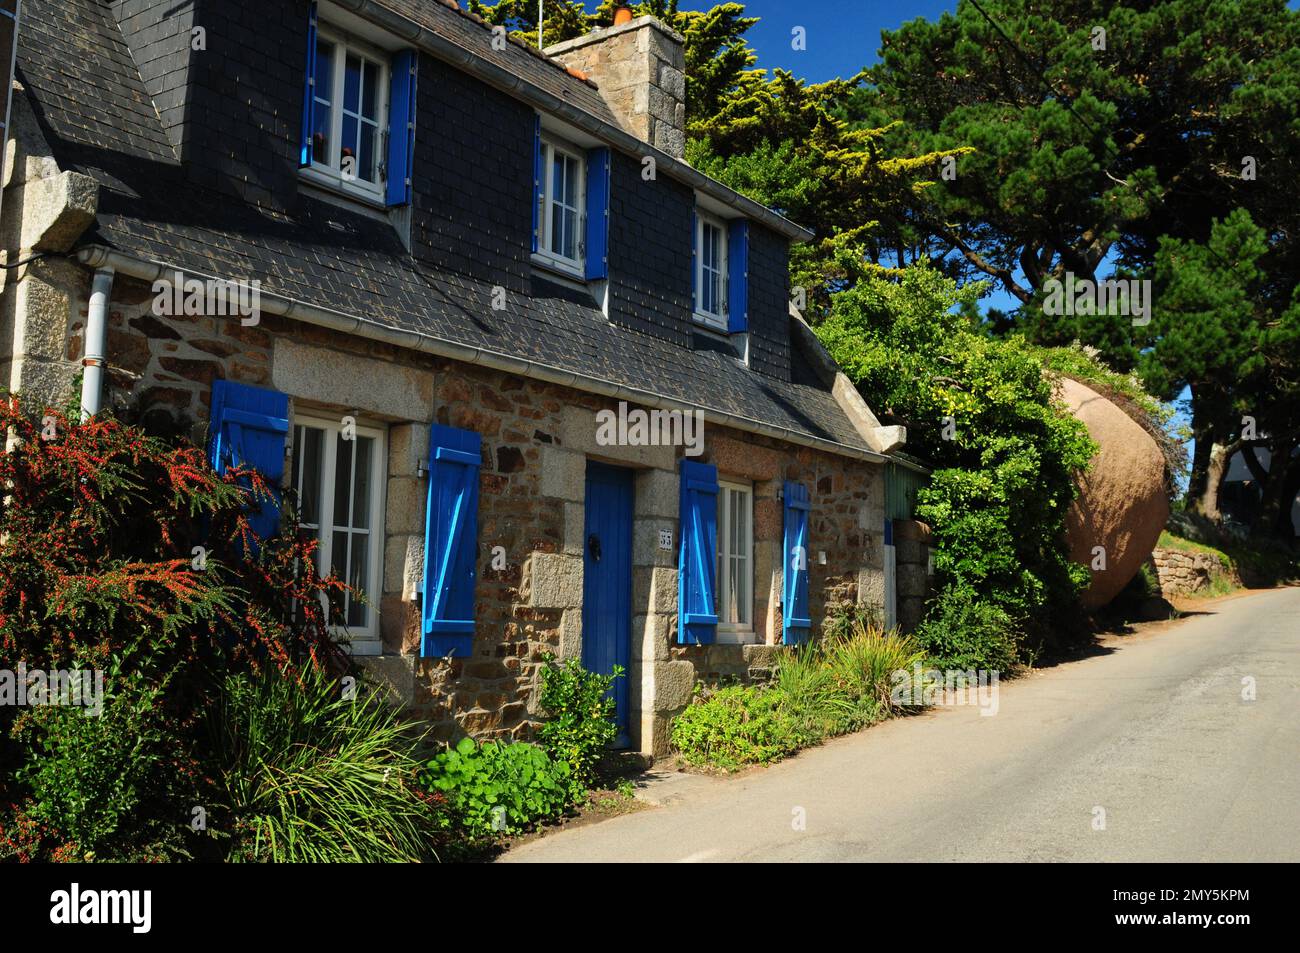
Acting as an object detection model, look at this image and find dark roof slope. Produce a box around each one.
[17,0,177,165]
[378,0,620,125]
[15,0,871,455]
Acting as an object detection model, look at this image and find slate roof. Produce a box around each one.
[379,0,622,127]
[15,0,874,455]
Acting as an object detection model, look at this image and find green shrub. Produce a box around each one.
[914,588,1019,672]
[14,667,189,861]
[670,684,808,771]
[0,398,355,860]
[818,266,1099,654]
[672,624,938,771]
[211,664,444,863]
[419,738,572,837]
[537,656,621,792]
[823,620,929,715]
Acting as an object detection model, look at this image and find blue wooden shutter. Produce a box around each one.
[585,147,611,280]
[727,219,749,333]
[208,380,290,547]
[385,50,417,207]
[531,115,542,254]
[782,480,812,644]
[298,2,319,168]
[421,423,481,658]
[678,459,718,645]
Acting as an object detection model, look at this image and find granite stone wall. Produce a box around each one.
[6,267,887,757]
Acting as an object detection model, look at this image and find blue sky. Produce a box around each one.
[689,0,958,81]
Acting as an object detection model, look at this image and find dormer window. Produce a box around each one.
[306,28,389,201]
[534,135,587,277]
[298,5,417,208]
[694,210,728,329]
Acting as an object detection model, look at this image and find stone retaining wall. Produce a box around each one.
[1148,547,1237,597]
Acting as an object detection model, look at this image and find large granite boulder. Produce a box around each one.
[1060,378,1170,608]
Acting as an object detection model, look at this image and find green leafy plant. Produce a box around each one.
[419,738,572,837]
[537,656,621,791]
[913,587,1019,673]
[13,667,186,861]
[210,664,444,863]
[670,684,807,771]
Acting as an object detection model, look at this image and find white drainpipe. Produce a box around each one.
[80,266,115,420]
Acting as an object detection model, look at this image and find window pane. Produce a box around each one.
[560,206,577,260]
[347,532,369,627]
[730,488,740,555]
[294,425,324,526]
[312,102,331,164]
[341,114,358,173]
[344,54,361,113]
[352,436,373,529]
[314,41,333,103]
[333,435,354,528]
[736,493,751,624]
[362,60,379,120]
[332,529,349,583]
[564,155,578,206]
[359,123,376,182]
[715,492,725,616]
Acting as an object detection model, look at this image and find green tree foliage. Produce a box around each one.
[866,0,1300,309]
[865,1,1300,529]
[1142,209,1300,533]
[817,265,1096,655]
[466,0,592,48]
[689,78,956,312]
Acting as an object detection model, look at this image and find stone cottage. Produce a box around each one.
[2,0,919,755]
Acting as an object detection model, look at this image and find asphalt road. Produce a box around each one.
[503,587,1300,862]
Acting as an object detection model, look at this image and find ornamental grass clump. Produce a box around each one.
[210,664,446,863]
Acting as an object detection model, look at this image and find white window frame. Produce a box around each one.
[301,24,390,204]
[716,479,754,641]
[533,134,587,278]
[694,210,729,330]
[291,414,387,655]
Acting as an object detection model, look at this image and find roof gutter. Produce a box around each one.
[75,245,889,466]
[331,0,814,244]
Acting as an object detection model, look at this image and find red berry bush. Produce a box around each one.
[0,395,355,860]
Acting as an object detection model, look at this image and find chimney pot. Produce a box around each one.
[613,6,634,26]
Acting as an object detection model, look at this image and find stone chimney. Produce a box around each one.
[545,14,687,159]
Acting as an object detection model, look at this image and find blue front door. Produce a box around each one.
[582,461,633,748]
